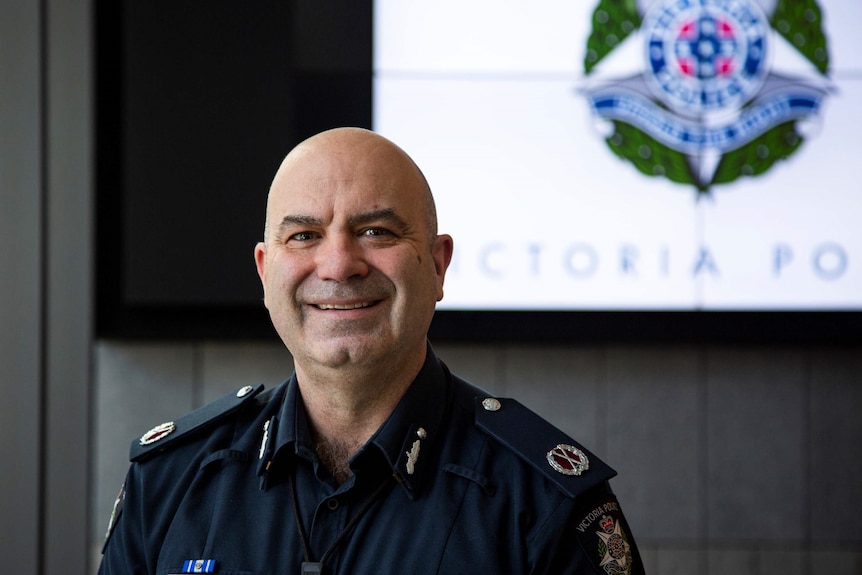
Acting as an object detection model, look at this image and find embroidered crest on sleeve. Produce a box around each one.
[101,482,125,553]
[575,495,636,575]
[596,514,633,574]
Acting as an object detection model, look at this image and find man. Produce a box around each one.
[100,128,645,574]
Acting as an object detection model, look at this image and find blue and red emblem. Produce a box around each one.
[645,0,769,116]
[581,0,832,194]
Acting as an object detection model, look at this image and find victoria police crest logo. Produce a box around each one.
[644,0,770,114]
[582,0,833,194]
[576,496,640,575]
[596,514,633,575]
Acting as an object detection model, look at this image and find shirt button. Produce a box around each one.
[326,498,339,511]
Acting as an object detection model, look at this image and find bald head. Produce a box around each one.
[263,128,437,245]
[253,126,454,383]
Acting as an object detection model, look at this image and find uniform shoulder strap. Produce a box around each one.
[474,397,616,499]
[129,384,266,463]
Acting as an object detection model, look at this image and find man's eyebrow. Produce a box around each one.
[348,208,411,234]
[276,214,321,235]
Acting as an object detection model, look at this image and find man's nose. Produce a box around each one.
[314,234,370,281]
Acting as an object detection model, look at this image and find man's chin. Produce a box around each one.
[306,335,389,370]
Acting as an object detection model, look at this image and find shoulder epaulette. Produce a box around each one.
[130,384,265,463]
[475,397,616,499]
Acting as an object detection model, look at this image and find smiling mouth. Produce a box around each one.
[314,301,377,311]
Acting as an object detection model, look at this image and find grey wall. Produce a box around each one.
[1,0,43,570]
[92,340,862,575]
[1,0,92,573]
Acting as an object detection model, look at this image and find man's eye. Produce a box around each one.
[362,228,391,237]
[289,231,317,242]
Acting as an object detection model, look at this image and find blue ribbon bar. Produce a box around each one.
[182,559,216,573]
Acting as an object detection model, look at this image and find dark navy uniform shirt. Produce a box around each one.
[100,346,645,575]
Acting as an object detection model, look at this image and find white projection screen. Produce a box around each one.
[374,0,861,314]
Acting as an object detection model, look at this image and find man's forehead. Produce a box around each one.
[270,160,420,209]
[267,175,419,224]
[271,176,407,207]
[263,129,431,232]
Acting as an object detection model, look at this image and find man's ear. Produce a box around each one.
[431,234,454,301]
[254,242,268,306]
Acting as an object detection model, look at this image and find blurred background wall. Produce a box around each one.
[1,0,92,573]
[2,1,861,574]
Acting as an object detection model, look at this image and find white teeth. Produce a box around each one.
[316,302,373,310]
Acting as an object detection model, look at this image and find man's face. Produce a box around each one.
[255,131,452,376]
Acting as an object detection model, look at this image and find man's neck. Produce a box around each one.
[294,351,425,482]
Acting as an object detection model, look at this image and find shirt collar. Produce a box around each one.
[276,374,315,461]
[267,343,450,499]
[363,343,449,498]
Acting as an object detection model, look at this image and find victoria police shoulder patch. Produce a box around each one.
[101,480,126,553]
[574,490,644,575]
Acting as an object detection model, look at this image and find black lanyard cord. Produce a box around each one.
[288,466,396,573]
[287,468,314,564]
